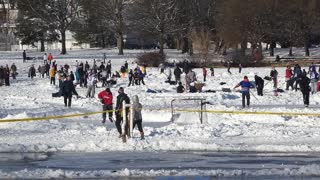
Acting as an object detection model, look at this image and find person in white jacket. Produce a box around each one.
[43,53,48,64]
[86,73,97,98]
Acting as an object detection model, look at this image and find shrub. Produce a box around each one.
[136,52,166,67]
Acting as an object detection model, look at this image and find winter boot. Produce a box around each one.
[122,134,127,143]
[140,132,144,140]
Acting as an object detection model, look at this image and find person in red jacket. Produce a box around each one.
[98,88,113,124]
[48,53,53,65]
[202,67,207,82]
[285,65,293,90]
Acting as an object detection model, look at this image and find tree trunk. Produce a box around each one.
[265,43,269,50]
[218,40,225,54]
[117,34,124,55]
[305,35,310,56]
[189,39,193,56]
[40,39,45,52]
[61,30,67,54]
[289,46,293,56]
[240,40,247,57]
[181,37,189,54]
[159,33,164,55]
[101,33,106,48]
[251,43,256,56]
[258,41,263,60]
[222,46,227,55]
[269,41,275,56]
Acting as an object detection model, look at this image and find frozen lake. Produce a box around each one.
[1,151,320,179]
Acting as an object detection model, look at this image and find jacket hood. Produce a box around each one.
[132,95,140,104]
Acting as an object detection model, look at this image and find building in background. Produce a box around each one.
[0,2,89,51]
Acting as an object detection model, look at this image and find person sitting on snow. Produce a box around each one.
[189,82,197,93]
[177,82,185,93]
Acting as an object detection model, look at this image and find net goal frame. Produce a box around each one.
[170,98,207,124]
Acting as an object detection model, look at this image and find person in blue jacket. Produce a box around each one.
[234,76,254,108]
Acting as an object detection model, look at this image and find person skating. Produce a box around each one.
[239,63,242,73]
[132,95,144,140]
[43,53,48,64]
[270,66,278,96]
[210,67,214,76]
[234,76,253,108]
[48,53,53,65]
[98,88,114,124]
[99,62,105,71]
[45,62,50,77]
[86,73,97,98]
[227,61,231,74]
[28,64,36,79]
[0,66,4,86]
[120,65,126,77]
[254,75,264,96]
[309,69,318,94]
[115,87,130,140]
[124,61,128,72]
[10,63,17,79]
[50,66,56,85]
[23,50,27,63]
[69,71,75,82]
[202,67,207,82]
[293,64,302,91]
[137,67,145,85]
[40,64,46,78]
[174,66,182,84]
[106,60,112,78]
[85,61,90,72]
[285,65,293,90]
[298,74,311,107]
[128,69,134,87]
[61,75,79,107]
[3,65,10,86]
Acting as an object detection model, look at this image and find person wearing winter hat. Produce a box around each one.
[298,73,311,107]
[234,76,254,108]
[98,88,114,124]
[132,95,144,140]
[115,87,130,141]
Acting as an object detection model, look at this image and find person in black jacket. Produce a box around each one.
[177,82,185,93]
[115,87,130,138]
[174,66,182,84]
[0,66,4,86]
[254,75,264,96]
[61,76,78,107]
[128,69,134,87]
[298,74,311,107]
[69,71,75,82]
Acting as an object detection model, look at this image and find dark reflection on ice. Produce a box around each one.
[1,151,320,179]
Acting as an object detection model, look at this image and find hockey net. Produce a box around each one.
[171,98,207,124]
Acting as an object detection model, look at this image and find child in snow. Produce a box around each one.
[177,82,185,93]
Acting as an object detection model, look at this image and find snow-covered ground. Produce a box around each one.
[1,49,320,178]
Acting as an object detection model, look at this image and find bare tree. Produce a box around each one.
[18,0,80,54]
[128,0,181,54]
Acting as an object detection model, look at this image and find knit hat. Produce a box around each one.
[118,87,124,93]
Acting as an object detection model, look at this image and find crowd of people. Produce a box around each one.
[1,51,320,141]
